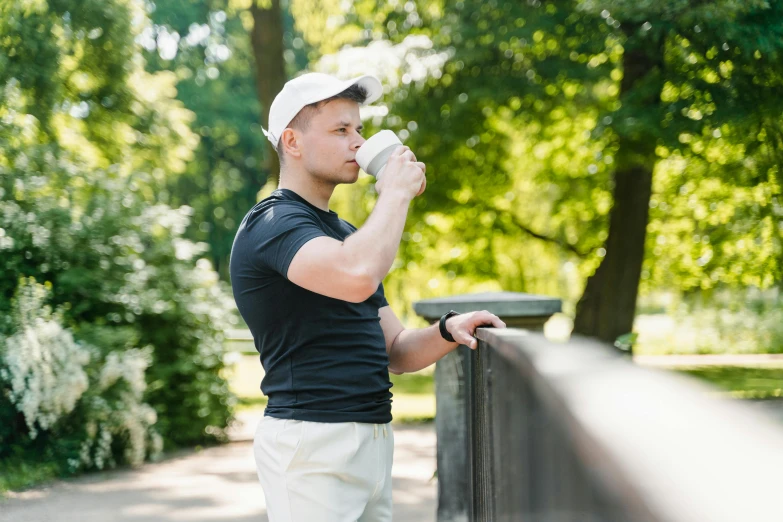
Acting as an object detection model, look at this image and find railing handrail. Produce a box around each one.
[476,327,783,522]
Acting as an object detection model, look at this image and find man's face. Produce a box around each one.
[297,98,365,185]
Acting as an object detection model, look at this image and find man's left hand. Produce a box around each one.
[446,311,506,349]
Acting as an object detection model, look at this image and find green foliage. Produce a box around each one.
[0,0,197,175]
[139,0,783,341]
[0,0,238,487]
[142,0,266,278]
[140,0,319,278]
[312,0,783,323]
[635,290,783,355]
[0,278,160,478]
[0,163,238,449]
[614,332,637,352]
[0,0,137,135]
[0,458,60,494]
[389,370,435,423]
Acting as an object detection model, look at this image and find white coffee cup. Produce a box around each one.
[355,130,403,180]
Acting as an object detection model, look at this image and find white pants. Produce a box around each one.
[254,416,394,522]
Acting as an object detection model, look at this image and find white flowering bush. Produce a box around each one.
[0,160,236,481]
[0,0,233,488]
[73,343,162,471]
[0,281,90,439]
[0,278,163,474]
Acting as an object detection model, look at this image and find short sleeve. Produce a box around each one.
[247,203,327,278]
[373,282,390,308]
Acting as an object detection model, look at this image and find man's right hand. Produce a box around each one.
[288,148,425,303]
[375,146,426,199]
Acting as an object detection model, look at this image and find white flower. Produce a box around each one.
[2,317,90,438]
[98,346,152,397]
[0,279,160,471]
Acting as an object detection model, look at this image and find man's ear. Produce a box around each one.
[280,128,302,159]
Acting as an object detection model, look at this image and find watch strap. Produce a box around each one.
[439,310,459,343]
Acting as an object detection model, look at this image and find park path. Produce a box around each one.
[0,412,437,522]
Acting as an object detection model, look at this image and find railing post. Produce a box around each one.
[413,292,562,522]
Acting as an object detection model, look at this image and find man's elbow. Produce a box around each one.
[344,266,380,303]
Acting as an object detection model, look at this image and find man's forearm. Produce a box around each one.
[387,324,458,374]
[342,189,412,285]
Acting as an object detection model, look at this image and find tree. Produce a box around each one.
[141,0,324,277]
[249,0,286,190]
[337,0,783,344]
[572,0,783,345]
[142,0,268,278]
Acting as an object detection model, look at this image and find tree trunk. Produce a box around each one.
[250,0,286,190]
[572,29,663,350]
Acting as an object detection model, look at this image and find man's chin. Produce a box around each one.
[309,167,359,186]
[339,165,361,184]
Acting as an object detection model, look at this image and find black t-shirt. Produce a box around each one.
[229,188,392,423]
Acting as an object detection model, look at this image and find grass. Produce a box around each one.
[0,458,60,496]
[390,393,436,423]
[390,371,434,394]
[673,366,783,399]
[229,365,436,423]
[389,370,436,422]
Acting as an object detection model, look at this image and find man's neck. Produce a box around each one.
[277,169,335,212]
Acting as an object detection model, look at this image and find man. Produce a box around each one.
[229,72,505,522]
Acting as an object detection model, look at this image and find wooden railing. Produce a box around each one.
[440,326,783,522]
[414,292,783,522]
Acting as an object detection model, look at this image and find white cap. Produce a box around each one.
[262,72,383,149]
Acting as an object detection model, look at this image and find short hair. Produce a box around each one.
[276,83,369,165]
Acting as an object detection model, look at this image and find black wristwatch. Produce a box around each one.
[439,310,460,343]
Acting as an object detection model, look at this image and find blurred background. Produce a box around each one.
[2,0,783,512]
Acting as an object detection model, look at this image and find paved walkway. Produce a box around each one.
[0,413,437,522]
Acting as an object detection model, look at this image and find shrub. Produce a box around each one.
[0,162,237,482]
[0,278,161,474]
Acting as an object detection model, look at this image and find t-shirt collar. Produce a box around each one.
[274,188,340,220]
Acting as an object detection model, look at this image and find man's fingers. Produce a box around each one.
[458,332,478,350]
[452,311,506,350]
[475,310,505,329]
[393,146,416,161]
[416,177,427,196]
[491,316,506,328]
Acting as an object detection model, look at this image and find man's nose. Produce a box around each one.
[352,134,366,149]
